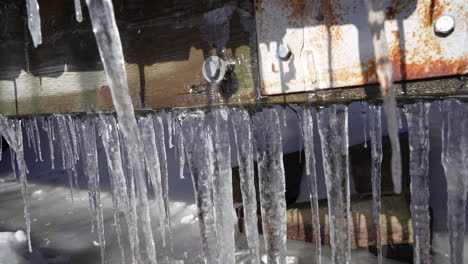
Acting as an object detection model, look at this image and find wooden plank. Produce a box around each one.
[238,195,414,247]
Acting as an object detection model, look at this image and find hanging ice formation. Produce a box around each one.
[84,0,157,262]
[441,99,468,264]
[172,112,186,179]
[179,109,219,264]
[317,105,351,264]
[25,0,42,47]
[369,105,383,264]
[301,107,321,264]
[208,108,236,264]
[361,102,368,148]
[98,114,140,263]
[0,117,32,252]
[252,108,287,264]
[74,0,83,22]
[404,102,432,264]
[364,0,402,194]
[153,112,173,250]
[231,107,261,264]
[138,115,168,247]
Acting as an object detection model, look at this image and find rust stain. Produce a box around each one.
[432,0,446,20]
[272,63,278,73]
[254,0,262,12]
[286,0,306,21]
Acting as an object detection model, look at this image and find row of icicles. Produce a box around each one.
[0,99,467,264]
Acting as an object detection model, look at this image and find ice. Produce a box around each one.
[32,118,43,162]
[138,115,168,247]
[179,109,218,263]
[26,0,42,47]
[74,0,83,22]
[0,117,32,252]
[67,115,80,162]
[231,107,261,264]
[316,105,351,264]
[252,108,287,264]
[301,106,321,264]
[404,102,431,264]
[173,113,186,179]
[46,116,55,169]
[81,116,106,264]
[55,115,78,199]
[441,99,468,264]
[84,0,158,262]
[207,108,236,264]
[361,102,368,148]
[0,132,2,161]
[98,114,140,263]
[369,105,383,264]
[166,111,174,149]
[364,0,402,194]
[154,112,173,250]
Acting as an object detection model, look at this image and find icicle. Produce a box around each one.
[173,113,186,179]
[207,108,236,264]
[369,105,383,264]
[56,115,78,198]
[317,105,351,264]
[361,102,368,148]
[0,117,32,252]
[179,110,219,264]
[67,115,80,162]
[10,148,17,179]
[0,133,3,161]
[166,110,174,149]
[138,115,168,247]
[364,0,402,194]
[404,102,431,264]
[252,108,287,264]
[99,114,139,263]
[25,0,42,47]
[441,99,468,264]
[81,117,106,264]
[74,0,83,22]
[25,119,39,161]
[84,0,157,261]
[300,107,321,264]
[231,108,261,264]
[45,117,55,169]
[32,118,43,162]
[154,112,173,250]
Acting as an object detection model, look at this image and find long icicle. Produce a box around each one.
[441,99,468,264]
[25,0,42,47]
[301,106,321,264]
[231,108,261,264]
[317,105,351,264]
[99,114,140,263]
[83,0,157,262]
[364,0,402,194]
[138,115,167,247]
[0,117,32,252]
[81,116,106,264]
[154,112,173,250]
[179,109,219,264]
[252,108,287,264]
[208,108,236,264]
[369,105,383,264]
[404,102,431,264]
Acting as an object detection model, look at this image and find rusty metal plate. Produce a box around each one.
[255,0,468,96]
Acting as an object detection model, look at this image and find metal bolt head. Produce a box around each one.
[434,15,455,35]
[202,56,227,83]
[277,44,291,60]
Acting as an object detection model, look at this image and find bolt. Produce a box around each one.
[434,15,455,35]
[208,61,220,79]
[277,44,291,60]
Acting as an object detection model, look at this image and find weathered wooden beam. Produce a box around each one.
[238,195,413,247]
